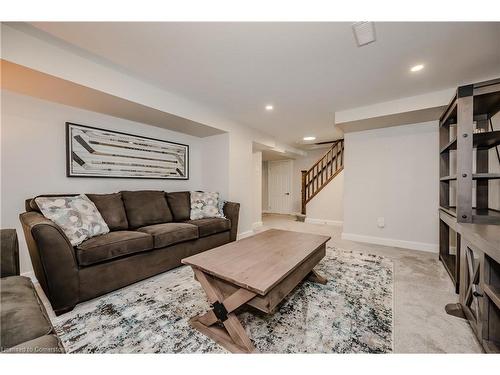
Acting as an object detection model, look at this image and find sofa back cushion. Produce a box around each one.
[166,191,191,221]
[121,190,173,228]
[86,193,128,231]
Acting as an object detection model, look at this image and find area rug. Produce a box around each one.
[52,247,393,353]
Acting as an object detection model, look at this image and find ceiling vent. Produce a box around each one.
[352,22,376,47]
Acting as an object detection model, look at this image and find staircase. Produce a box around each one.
[301,140,344,215]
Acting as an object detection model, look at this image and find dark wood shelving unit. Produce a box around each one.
[440,206,500,224]
[441,252,457,281]
[440,78,500,354]
[439,130,500,153]
[452,229,500,354]
[439,173,500,181]
[439,78,500,292]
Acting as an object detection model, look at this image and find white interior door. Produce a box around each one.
[268,160,293,214]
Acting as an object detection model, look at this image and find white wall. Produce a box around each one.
[201,133,230,199]
[252,152,262,228]
[342,121,439,252]
[305,170,344,225]
[262,161,269,211]
[1,90,205,273]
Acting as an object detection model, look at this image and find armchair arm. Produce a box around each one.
[19,212,79,314]
[223,201,240,242]
[1,229,20,277]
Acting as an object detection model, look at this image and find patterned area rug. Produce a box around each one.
[52,247,393,353]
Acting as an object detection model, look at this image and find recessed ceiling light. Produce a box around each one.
[265,105,274,111]
[410,64,424,72]
[303,136,316,141]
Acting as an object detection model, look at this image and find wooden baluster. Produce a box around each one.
[307,171,312,200]
[327,150,330,179]
[314,166,316,194]
[312,168,315,195]
[330,149,333,177]
[320,157,324,187]
[335,144,338,171]
[306,171,309,200]
[341,143,344,167]
[316,165,319,192]
[330,150,333,178]
[301,170,307,215]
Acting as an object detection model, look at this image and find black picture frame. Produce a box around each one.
[66,122,189,180]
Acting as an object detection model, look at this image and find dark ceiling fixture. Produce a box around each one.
[314,139,343,145]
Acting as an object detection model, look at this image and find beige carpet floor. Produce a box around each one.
[256,214,482,353]
[36,213,482,353]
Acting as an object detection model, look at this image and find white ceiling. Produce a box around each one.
[28,22,500,146]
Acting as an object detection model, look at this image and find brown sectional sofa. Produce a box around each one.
[19,191,240,316]
[1,229,64,353]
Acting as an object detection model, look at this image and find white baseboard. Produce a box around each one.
[305,218,343,226]
[252,221,263,230]
[341,232,438,253]
[237,230,255,240]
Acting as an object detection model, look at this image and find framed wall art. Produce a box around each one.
[66,122,189,179]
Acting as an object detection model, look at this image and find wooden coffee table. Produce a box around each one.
[181,229,331,353]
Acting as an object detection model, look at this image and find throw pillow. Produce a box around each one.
[35,194,110,246]
[190,191,222,220]
[218,198,227,219]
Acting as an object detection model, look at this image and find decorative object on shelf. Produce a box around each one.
[66,122,189,179]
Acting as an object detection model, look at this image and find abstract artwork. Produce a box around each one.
[66,123,189,179]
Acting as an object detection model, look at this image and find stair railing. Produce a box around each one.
[301,139,344,215]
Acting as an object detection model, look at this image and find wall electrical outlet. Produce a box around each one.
[377,217,385,228]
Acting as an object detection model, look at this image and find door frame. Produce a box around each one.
[267,159,293,214]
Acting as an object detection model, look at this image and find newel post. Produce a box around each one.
[301,170,307,215]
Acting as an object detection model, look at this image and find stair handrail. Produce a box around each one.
[301,139,344,215]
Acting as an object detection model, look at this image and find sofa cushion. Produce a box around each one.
[76,231,153,266]
[0,276,53,349]
[137,223,198,248]
[185,218,231,238]
[166,191,191,221]
[121,191,173,229]
[87,193,128,231]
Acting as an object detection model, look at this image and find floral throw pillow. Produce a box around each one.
[218,199,227,219]
[35,194,110,246]
[190,192,222,220]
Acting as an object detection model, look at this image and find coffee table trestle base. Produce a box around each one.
[183,229,330,353]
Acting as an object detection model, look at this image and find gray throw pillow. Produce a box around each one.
[35,194,110,246]
[190,192,222,220]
